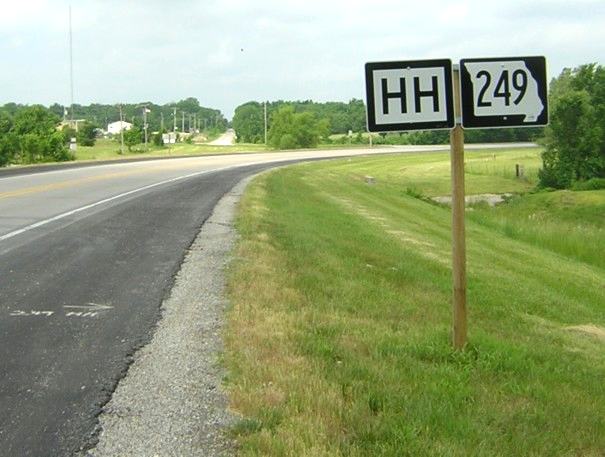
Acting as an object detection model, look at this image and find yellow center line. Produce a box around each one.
[0,165,195,201]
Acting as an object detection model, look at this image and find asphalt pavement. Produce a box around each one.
[0,163,278,455]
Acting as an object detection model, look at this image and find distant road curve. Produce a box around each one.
[207,128,236,145]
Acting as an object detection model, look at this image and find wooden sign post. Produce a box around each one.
[450,66,467,349]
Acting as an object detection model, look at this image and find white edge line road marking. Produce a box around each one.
[0,163,263,243]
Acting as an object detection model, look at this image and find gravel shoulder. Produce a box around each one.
[85,176,255,457]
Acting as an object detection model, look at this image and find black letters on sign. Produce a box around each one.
[413,76,439,112]
[365,59,454,132]
[381,78,407,115]
[459,56,548,129]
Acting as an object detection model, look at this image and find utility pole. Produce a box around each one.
[193,113,197,133]
[142,105,149,151]
[173,107,177,132]
[182,111,185,133]
[118,103,125,155]
[160,112,164,132]
[264,101,268,145]
[68,5,74,126]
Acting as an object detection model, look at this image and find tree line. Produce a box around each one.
[47,97,228,133]
[232,99,365,144]
[0,98,227,166]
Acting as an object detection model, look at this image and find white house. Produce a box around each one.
[107,121,132,135]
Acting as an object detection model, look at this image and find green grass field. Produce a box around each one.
[225,147,605,456]
[73,138,268,161]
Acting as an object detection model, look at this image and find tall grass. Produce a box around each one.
[470,190,605,269]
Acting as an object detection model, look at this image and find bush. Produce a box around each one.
[0,106,73,165]
[18,131,73,164]
[268,106,330,149]
[123,127,142,152]
[76,122,97,147]
[571,177,605,191]
[278,133,297,149]
[0,132,18,166]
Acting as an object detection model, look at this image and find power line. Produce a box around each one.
[68,5,74,123]
[142,105,149,151]
[264,101,267,145]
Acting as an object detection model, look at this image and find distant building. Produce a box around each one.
[59,119,86,132]
[107,121,132,135]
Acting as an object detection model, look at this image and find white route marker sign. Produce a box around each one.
[365,59,455,132]
[460,56,548,128]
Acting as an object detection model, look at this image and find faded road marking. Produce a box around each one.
[9,303,114,318]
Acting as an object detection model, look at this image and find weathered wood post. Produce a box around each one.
[450,65,467,350]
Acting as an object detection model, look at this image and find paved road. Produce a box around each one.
[0,144,535,455]
[207,128,236,145]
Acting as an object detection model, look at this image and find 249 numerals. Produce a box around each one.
[476,70,528,107]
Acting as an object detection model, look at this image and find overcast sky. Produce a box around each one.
[1,0,603,118]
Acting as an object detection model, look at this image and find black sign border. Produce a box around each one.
[365,59,455,133]
[460,56,548,129]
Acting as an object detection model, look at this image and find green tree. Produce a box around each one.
[12,105,60,136]
[61,126,77,143]
[268,106,329,149]
[76,122,97,147]
[0,132,18,166]
[0,111,12,134]
[123,126,142,152]
[6,106,73,164]
[539,64,605,188]
[232,102,264,143]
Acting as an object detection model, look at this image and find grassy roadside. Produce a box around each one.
[73,138,269,161]
[225,147,605,456]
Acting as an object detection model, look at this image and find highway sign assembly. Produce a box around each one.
[365,59,455,132]
[459,56,548,128]
[162,132,177,144]
[363,55,548,350]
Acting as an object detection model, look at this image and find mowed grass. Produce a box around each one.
[73,138,268,161]
[225,147,605,456]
